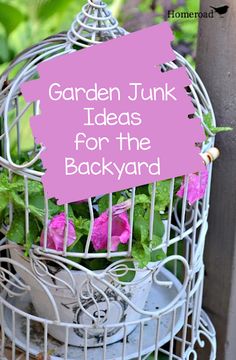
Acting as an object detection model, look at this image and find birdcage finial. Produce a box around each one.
[67,0,127,48]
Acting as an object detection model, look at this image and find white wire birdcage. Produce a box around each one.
[0,1,217,359]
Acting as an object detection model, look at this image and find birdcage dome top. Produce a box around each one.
[67,0,127,47]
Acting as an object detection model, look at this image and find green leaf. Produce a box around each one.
[134,194,150,205]
[7,212,25,245]
[132,242,150,268]
[116,243,129,252]
[74,217,90,233]
[133,216,149,244]
[135,185,149,196]
[174,176,183,193]
[150,248,166,262]
[117,195,126,204]
[73,217,90,245]
[47,200,64,217]
[67,238,84,264]
[7,210,42,249]
[210,126,233,134]
[0,192,8,228]
[29,193,65,222]
[133,203,144,217]
[0,35,10,62]
[25,217,41,255]
[87,258,109,271]
[115,261,135,283]
[149,180,171,212]
[11,192,25,208]
[10,192,45,223]
[133,208,157,267]
[48,201,64,217]
[71,202,90,219]
[150,212,166,261]
[132,207,166,267]
[153,211,165,238]
[156,180,171,211]
[0,172,11,192]
[166,242,184,281]
[98,192,123,214]
[0,192,8,213]
[0,3,26,35]
[203,113,233,135]
[29,192,44,210]
[27,180,43,194]
[29,206,46,223]
[98,195,110,214]
[0,172,28,194]
[36,0,75,20]
[151,234,162,248]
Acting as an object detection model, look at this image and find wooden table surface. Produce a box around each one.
[0,332,46,359]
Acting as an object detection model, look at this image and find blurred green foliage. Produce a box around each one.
[0,0,199,74]
[0,0,112,72]
[0,0,200,153]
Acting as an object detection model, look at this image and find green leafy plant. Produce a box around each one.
[0,166,183,272]
[0,2,25,36]
[203,113,233,136]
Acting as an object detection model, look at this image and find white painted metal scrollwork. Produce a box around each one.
[184,311,217,360]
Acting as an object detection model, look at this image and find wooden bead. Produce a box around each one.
[208,147,220,161]
[200,147,220,165]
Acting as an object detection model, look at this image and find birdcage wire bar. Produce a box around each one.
[0,238,216,359]
[0,0,217,358]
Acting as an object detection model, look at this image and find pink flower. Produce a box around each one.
[40,213,76,251]
[177,170,208,205]
[91,201,131,251]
